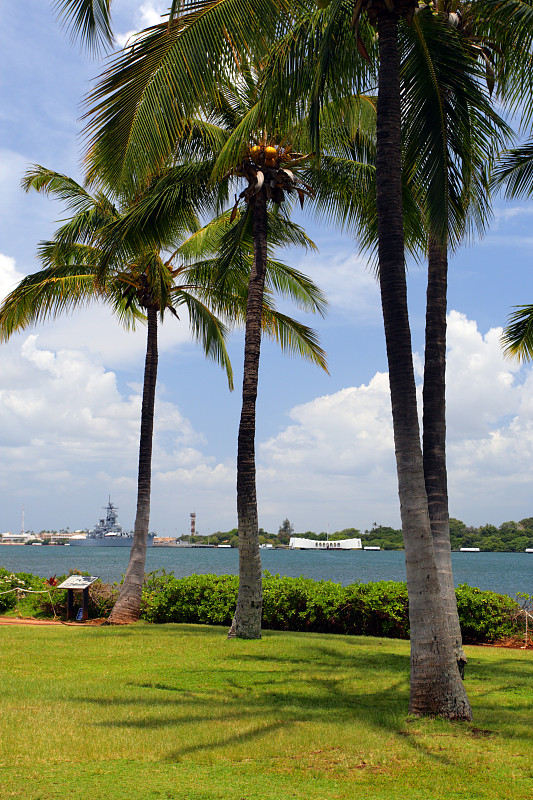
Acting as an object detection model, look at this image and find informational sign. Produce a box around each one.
[76,608,84,621]
[58,576,99,590]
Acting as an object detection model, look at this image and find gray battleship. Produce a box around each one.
[69,498,155,547]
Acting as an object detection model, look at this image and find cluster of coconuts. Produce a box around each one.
[247,144,295,169]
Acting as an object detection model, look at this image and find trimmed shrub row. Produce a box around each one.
[1,565,525,643]
[141,570,523,643]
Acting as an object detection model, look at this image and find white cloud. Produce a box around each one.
[257,372,398,530]
[254,311,533,531]
[3,306,533,536]
[445,311,519,440]
[492,204,533,226]
[0,254,196,369]
[115,1,168,47]
[0,334,233,533]
[0,253,25,300]
[296,249,381,321]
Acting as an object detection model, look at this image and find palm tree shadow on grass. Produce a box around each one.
[70,634,532,755]
[79,642,459,765]
[162,680,455,766]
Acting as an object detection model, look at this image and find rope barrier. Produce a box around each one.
[516,607,533,648]
[0,586,58,618]
[0,587,57,596]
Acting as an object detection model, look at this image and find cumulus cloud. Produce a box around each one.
[255,311,533,531]
[445,311,520,440]
[0,253,26,300]
[0,334,233,533]
[0,253,197,369]
[3,303,533,535]
[115,1,168,47]
[257,372,398,531]
[295,248,381,322]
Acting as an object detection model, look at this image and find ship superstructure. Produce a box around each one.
[69,498,154,547]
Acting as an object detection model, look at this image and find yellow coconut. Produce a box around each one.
[249,145,262,160]
[264,146,278,159]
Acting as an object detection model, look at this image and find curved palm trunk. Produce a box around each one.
[423,235,466,674]
[375,10,471,718]
[108,304,158,623]
[228,191,267,639]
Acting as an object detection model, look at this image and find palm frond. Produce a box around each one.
[22,165,99,215]
[501,304,533,362]
[260,309,328,371]
[212,100,263,178]
[53,0,113,53]
[264,260,328,316]
[491,141,533,197]
[0,265,104,340]
[174,291,234,388]
[470,0,533,123]
[401,10,510,248]
[84,0,300,187]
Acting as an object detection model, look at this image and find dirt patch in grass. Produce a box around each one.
[0,615,108,626]
[481,636,532,650]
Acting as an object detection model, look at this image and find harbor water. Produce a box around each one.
[0,546,530,598]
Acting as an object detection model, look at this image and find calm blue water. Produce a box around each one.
[0,546,531,598]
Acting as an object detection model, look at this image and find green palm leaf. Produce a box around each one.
[53,0,113,52]
[260,308,328,370]
[84,0,300,187]
[491,141,533,197]
[501,305,533,362]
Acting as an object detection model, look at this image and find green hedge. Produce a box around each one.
[455,583,521,643]
[0,568,48,613]
[141,571,523,643]
[1,565,524,643]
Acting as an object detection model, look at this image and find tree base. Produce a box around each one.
[227,613,262,639]
[107,611,140,625]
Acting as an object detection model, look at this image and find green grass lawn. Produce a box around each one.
[0,624,531,800]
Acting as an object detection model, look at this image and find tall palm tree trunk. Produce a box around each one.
[229,191,267,639]
[108,304,158,623]
[423,235,466,674]
[375,10,471,718]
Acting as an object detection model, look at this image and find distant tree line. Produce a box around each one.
[183,517,533,552]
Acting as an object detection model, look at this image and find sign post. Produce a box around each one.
[58,576,99,621]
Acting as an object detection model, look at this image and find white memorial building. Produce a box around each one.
[289,537,362,550]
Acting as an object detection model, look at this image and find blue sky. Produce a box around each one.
[2,1,533,537]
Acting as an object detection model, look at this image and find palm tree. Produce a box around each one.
[364,3,474,716]
[88,66,329,638]
[0,164,235,623]
[181,203,328,639]
[215,76,329,638]
[264,6,475,713]
[80,0,473,713]
[400,6,510,675]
